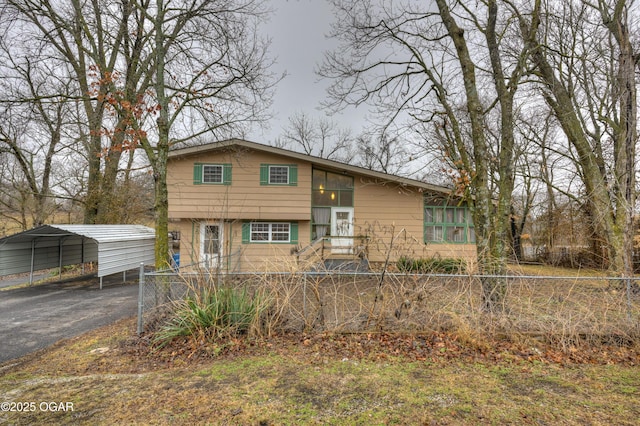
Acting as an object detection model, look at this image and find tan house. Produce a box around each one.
[167,139,477,272]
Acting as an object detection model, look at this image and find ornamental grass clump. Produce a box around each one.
[153,284,265,348]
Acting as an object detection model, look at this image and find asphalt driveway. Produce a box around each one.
[0,273,139,364]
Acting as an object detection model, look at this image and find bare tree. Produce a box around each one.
[277,111,418,176]
[517,109,560,255]
[1,0,278,267]
[122,0,278,267]
[599,0,637,278]
[0,42,74,228]
[0,0,140,224]
[276,111,353,161]
[354,131,409,175]
[320,0,540,311]
[519,0,638,275]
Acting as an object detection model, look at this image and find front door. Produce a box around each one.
[201,222,223,268]
[331,207,354,254]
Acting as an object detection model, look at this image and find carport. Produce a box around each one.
[0,224,155,288]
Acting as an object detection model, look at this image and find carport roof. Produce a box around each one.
[1,224,156,243]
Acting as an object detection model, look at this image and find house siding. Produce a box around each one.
[353,180,424,263]
[168,148,312,221]
[167,140,477,271]
[352,177,476,264]
[169,219,311,271]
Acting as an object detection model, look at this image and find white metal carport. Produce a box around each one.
[0,224,156,288]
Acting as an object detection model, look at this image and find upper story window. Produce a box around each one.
[260,164,298,186]
[193,163,232,185]
[312,168,354,207]
[269,166,290,184]
[203,165,223,183]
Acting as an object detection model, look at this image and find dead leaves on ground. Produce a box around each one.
[21,317,640,377]
[125,329,640,369]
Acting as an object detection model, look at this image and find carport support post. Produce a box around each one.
[58,239,63,280]
[137,263,145,335]
[29,240,35,286]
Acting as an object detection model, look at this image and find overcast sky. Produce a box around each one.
[248,0,369,144]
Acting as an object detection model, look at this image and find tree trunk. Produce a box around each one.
[83,129,103,224]
[522,0,635,275]
[604,1,637,278]
[153,0,170,269]
[511,207,523,261]
[435,0,507,312]
[153,158,170,269]
[96,130,125,223]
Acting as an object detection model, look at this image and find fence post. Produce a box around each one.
[137,262,145,336]
[626,276,634,323]
[303,272,307,322]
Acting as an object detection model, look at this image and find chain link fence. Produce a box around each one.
[136,263,640,347]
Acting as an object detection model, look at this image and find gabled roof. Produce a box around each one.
[168,138,453,195]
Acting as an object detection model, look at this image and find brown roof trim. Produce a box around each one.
[168,138,454,195]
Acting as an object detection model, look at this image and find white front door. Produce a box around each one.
[201,222,223,268]
[331,207,354,254]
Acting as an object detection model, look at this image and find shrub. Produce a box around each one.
[397,256,466,274]
[153,285,266,348]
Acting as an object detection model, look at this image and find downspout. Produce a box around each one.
[191,220,196,265]
[227,221,232,272]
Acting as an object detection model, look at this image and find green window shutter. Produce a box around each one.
[290,222,298,244]
[223,164,232,185]
[288,165,298,186]
[260,164,269,185]
[193,163,203,185]
[242,222,251,243]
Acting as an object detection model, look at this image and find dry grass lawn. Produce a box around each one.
[1,312,640,425]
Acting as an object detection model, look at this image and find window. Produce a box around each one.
[312,207,331,240]
[260,164,297,186]
[203,225,221,254]
[269,166,289,184]
[424,204,475,244]
[203,165,223,183]
[193,163,232,185]
[250,223,271,241]
[270,223,291,241]
[311,168,354,207]
[242,222,299,244]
